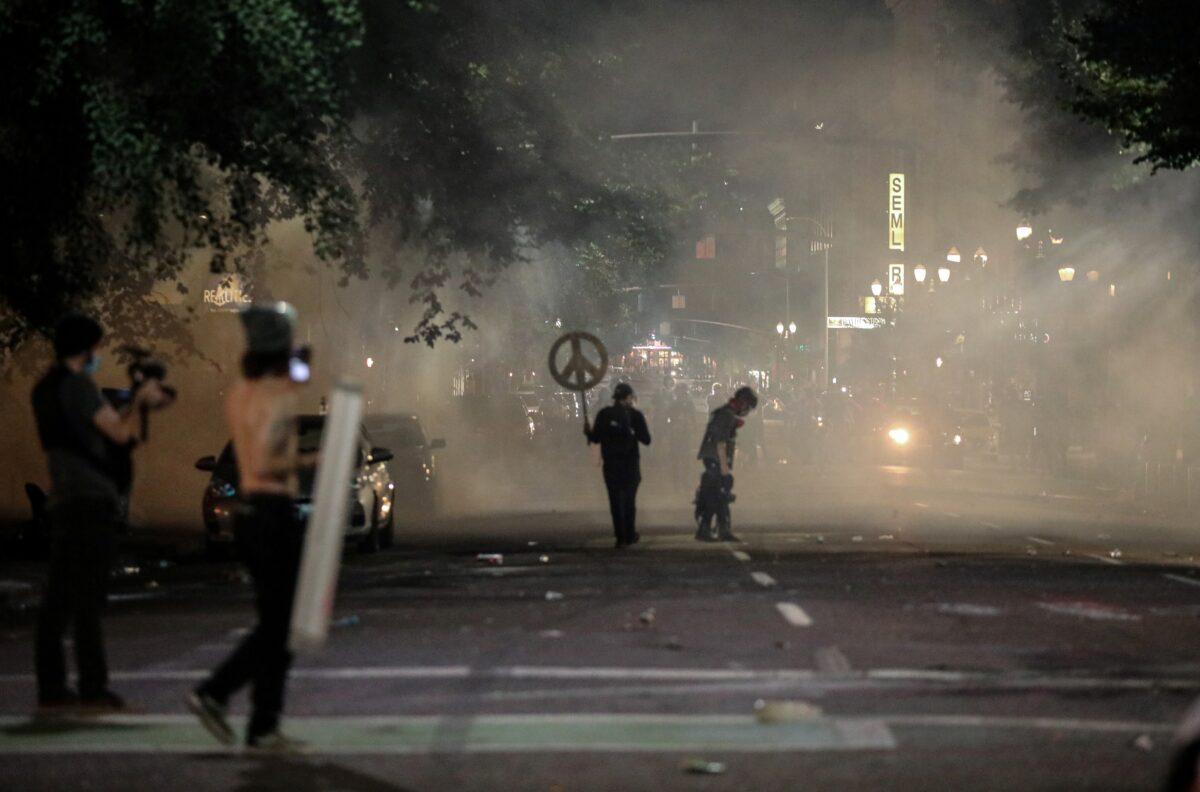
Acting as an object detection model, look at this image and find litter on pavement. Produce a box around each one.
[477,553,504,565]
[544,591,564,601]
[754,699,823,724]
[681,759,726,775]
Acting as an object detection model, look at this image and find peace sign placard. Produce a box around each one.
[548,331,608,392]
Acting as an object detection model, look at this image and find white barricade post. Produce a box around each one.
[290,382,364,655]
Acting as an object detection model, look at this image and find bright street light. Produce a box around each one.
[788,321,797,335]
[1058,264,1076,282]
[935,356,944,368]
[366,357,375,368]
[913,263,927,283]
[974,247,988,265]
[937,264,951,283]
[1016,220,1033,241]
[946,246,962,264]
[776,322,785,335]
[870,279,883,297]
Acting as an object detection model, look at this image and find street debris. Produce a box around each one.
[878,534,894,541]
[539,554,551,564]
[539,629,564,638]
[816,535,825,543]
[681,759,726,775]
[774,640,790,650]
[754,699,823,724]
[544,591,564,601]
[638,607,656,625]
[331,615,360,628]
[1026,547,1038,556]
[1109,549,1123,559]
[1132,734,1155,752]
[663,636,683,651]
[851,535,863,543]
[476,553,504,566]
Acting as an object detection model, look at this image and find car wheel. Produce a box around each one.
[358,500,382,554]
[380,504,395,549]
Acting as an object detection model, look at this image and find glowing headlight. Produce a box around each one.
[953,434,963,446]
[888,427,910,446]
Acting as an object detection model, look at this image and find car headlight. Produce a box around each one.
[953,434,963,446]
[888,427,910,446]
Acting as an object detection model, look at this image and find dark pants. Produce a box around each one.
[695,459,733,537]
[35,497,118,700]
[603,464,641,544]
[198,495,303,739]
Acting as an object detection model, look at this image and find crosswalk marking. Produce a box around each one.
[776,602,813,627]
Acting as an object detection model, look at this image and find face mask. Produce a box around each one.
[83,354,101,375]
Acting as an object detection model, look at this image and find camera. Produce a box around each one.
[123,345,177,401]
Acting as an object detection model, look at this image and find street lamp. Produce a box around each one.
[776,321,785,336]
[946,246,962,264]
[1086,270,1100,283]
[1057,264,1076,282]
[937,264,951,283]
[870,279,883,297]
[974,247,988,267]
[788,320,797,335]
[1016,220,1033,241]
[913,263,927,283]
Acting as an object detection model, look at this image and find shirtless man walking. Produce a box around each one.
[188,303,315,752]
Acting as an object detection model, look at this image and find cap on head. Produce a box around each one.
[734,385,759,409]
[239,302,297,355]
[54,313,103,359]
[613,382,635,402]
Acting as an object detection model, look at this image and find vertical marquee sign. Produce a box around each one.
[888,173,905,252]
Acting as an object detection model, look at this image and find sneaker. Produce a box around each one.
[187,691,235,746]
[614,538,628,549]
[718,532,741,543]
[78,690,126,712]
[628,532,641,546]
[246,731,309,754]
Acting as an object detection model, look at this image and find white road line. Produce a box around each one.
[943,511,961,519]
[731,550,751,562]
[980,521,1001,530]
[3,666,1200,690]
[1083,553,1124,566]
[913,502,929,509]
[880,714,1175,734]
[1026,536,1054,546]
[815,646,852,674]
[750,571,777,587]
[1164,573,1200,588]
[776,602,813,627]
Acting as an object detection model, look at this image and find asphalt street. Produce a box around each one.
[2,460,1199,790]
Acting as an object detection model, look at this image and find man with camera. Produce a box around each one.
[31,314,170,711]
[188,303,315,752]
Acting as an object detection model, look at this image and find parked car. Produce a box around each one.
[363,413,445,516]
[195,415,395,556]
[956,410,1000,455]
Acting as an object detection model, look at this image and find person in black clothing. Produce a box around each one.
[695,385,758,542]
[31,314,169,711]
[584,383,651,548]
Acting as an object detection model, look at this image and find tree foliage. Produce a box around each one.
[0,0,364,351]
[351,0,684,345]
[1058,0,1200,171]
